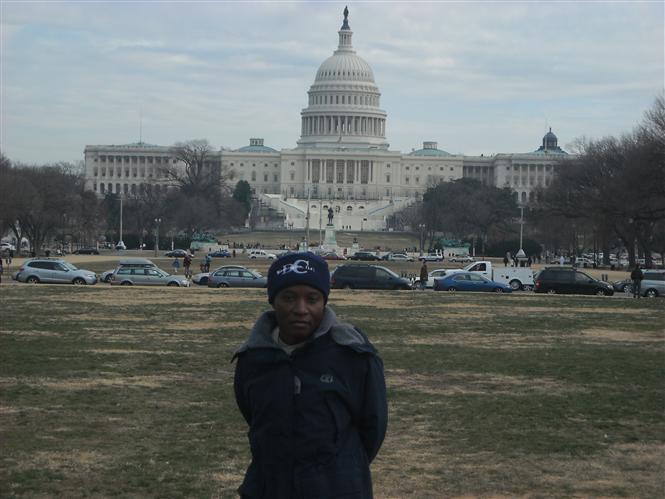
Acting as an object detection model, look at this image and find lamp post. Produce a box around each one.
[288,220,294,248]
[418,223,426,255]
[154,218,162,256]
[117,195,125,250]
[515,206,526,260]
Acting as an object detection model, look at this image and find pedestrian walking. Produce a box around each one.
[559,255,565,266]
[630,263,644,298]
[172,257,180,274]
[183,253,192,278]
[232,252,387,498]
[419,261,428,290]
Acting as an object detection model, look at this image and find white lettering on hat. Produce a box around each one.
[276,259,315,276]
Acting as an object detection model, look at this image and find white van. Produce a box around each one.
[247,249,277,260]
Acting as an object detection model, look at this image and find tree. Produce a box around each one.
[233,180,252,211]
[540,97,665,266]
[421,178,518,254]
[4,165,81,253]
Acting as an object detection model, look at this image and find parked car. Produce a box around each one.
[382,252,414,262]
[1,242,17,252]
[247,249,277,260]
[449,254,474,263]
[414,268,449,288]
[208,266,267,288]
[419,252,444,262]
[100,258,157,283]
[348,251,381,261]
[433,272,512,293]
[639,270,665,298]
[330,264,412,290]
[15,258,98,285]
[573,257,597,268]
[73,247,100,255]
[612,278,633,294]
[193,265,247,285]
[534,267,614,296]
[165,249,192,258]
[208,249,231,258]
[321,252,346,261]
[110,266,188,286]
[191,272,209,285]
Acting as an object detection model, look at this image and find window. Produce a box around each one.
[290,171,295,181]
[386,174,391,183]
[274,174,278,182]
[264,174,268,182]
[251,171,256,181]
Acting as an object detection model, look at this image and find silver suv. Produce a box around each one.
[640,270,665,298]
[16,258,98,285]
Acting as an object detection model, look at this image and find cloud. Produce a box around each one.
[1,1,663,163]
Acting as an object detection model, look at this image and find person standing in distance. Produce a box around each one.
[233,252,387,499]
[419,261,428,290]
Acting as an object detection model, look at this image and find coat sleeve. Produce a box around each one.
[358,353,388,463]
[233,356,252,425]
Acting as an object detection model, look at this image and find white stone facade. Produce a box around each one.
[82,10,567,231]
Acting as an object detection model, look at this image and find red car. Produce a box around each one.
[321,252,346,261]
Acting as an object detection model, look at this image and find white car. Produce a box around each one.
[247,249,277,260]
[419,253,444,262]
[1,242,16,252]
[414,268,449,288]
[450,255,474,263]
[385,253,414,262]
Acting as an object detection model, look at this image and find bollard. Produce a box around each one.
[601,273,608,281]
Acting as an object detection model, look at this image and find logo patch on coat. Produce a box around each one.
[320,374,334,383]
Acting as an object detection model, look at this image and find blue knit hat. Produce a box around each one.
[267,252,330,303]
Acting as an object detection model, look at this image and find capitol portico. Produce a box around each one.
[83,8,568,231]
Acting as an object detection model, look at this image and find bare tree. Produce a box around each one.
[540,97,665,266]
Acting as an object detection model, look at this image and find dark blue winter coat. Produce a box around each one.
[233,307,387,499]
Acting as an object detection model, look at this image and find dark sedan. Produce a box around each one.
[165,249,192,258]
[208,249,231,258]
[434,272,512,293]
[348,251,381,261]
[73,247,100,255]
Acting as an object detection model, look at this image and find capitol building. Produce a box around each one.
[83,9,567,231]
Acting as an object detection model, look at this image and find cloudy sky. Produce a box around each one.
[1,1,663,164]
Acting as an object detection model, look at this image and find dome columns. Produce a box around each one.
[301,115,386,139]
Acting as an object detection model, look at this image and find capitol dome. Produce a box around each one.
[297,7,388,150]
[315,53,375,83]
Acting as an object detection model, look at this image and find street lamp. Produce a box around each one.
[516,206,526,260]
[154,218,162,256]
[418,223,426,255]
[117,195,125,250]
[288,220,294,248]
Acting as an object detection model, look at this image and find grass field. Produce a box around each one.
[1,285,663,498]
